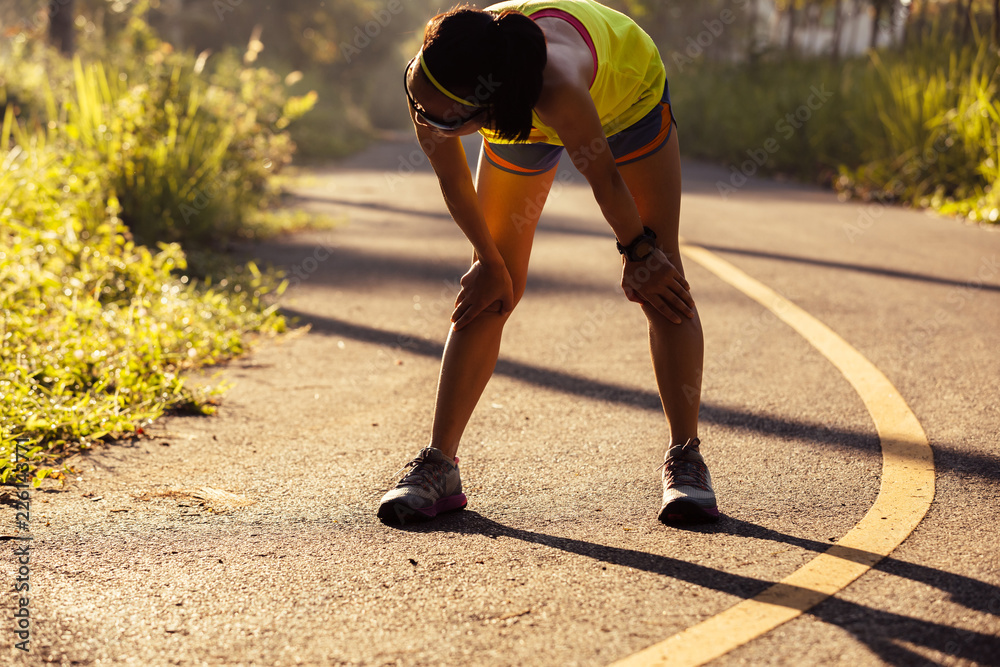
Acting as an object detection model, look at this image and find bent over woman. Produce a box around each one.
[378,0,718,525]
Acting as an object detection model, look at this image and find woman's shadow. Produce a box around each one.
[389,509,1000,665]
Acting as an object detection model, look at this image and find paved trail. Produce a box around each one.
[3,136,999,666]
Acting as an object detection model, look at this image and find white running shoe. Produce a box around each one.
[657,438,719,524]
[377,447,467,525]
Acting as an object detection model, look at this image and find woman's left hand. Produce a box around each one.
[451,259,514,330]
[621,248,695,324]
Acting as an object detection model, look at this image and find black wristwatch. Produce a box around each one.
[616,226,658,262]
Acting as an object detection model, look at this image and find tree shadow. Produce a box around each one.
[281,309,1000,483]
[701,245,1000,294]
[259,240,612,295]
[392,510,1000,665]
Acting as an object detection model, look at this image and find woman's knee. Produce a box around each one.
[639,296,698,328]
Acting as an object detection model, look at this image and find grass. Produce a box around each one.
[668,36,1000,223]
[0,13,320,486]
[0,137,290,486]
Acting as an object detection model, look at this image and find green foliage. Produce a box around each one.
[2,6,317,247]
[835,41,1000,224]
[670,38,1000,224]
[0,7,299,485]
[670,57,857,181]
[0,139,287,485]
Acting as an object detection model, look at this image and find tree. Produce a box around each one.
[785,0,799,53]
[746,0,761,60]
[994,0,999,44]
[955,0,974,43]
[911,0,928,46]
[868,0,897,49]
[831,0,848,59]
[49,0,77,55]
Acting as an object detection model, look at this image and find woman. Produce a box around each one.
[377,0,718,525]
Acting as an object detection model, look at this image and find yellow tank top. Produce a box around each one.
[479,0,665,146]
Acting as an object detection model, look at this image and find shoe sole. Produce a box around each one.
[658,499,720,524]
[377,493,468,526]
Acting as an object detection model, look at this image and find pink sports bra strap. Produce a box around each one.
[529,8,597,87]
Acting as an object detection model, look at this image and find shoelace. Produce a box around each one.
[391,449,450,492]
[655,438,710,491]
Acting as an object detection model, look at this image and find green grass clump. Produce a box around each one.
[669,38,1000,223]
[2,10,318,247]
[670,57,857,183]
[0,7,333,485]
[836,42,1000,223]
[0,140,287,485]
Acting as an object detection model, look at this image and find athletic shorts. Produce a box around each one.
[481,80,675,176]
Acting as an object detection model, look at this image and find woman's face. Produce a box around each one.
[405,58,489,137]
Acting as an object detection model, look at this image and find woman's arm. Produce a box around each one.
[410,107,514,328]
[538,80,694,323]
[410,108,504,268]
[537,82,646,246]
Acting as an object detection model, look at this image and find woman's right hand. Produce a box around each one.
[451,259,514,330]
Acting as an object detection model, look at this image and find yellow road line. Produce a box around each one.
[612,244,935,667]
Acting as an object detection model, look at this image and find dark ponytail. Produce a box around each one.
[422,6,546,141]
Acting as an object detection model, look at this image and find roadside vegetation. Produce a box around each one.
[671,35,1000,223]
[0,5,312,484]
[653,1,1000,225]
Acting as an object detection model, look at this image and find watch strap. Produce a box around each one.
[616,226,658,262]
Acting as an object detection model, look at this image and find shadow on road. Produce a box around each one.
[263,240,612,295]
[702,245,1000,293]
[280,308,1000,483]
[393,510,1000,665]
[287,192,617,241]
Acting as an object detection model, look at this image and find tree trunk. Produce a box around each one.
[746,0,759,60]
[958,0,974,43]
[806,0,820,54]
[994,0,999,44]
[164,0,185,49]
[847,0,861,54]
[786,1,798,54]
[913,0,927,46]
[49,0,76,56]
[869,1,882,49]
[831,0,843,60]
[899,0,913,47]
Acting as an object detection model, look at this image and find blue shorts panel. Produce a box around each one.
[481,80,675,176]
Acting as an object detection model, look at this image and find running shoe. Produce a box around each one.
[657,438,719,523]
[377,447,467,525]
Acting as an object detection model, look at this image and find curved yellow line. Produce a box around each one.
[612,244,935,667]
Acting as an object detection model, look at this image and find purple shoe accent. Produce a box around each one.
[414,493,468,518]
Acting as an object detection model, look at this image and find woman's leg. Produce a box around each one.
[429,152,557,459]
[615,128,703,446]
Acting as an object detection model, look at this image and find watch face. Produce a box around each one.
[635,240,656,260]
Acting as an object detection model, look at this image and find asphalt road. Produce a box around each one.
[2,134,999,666]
